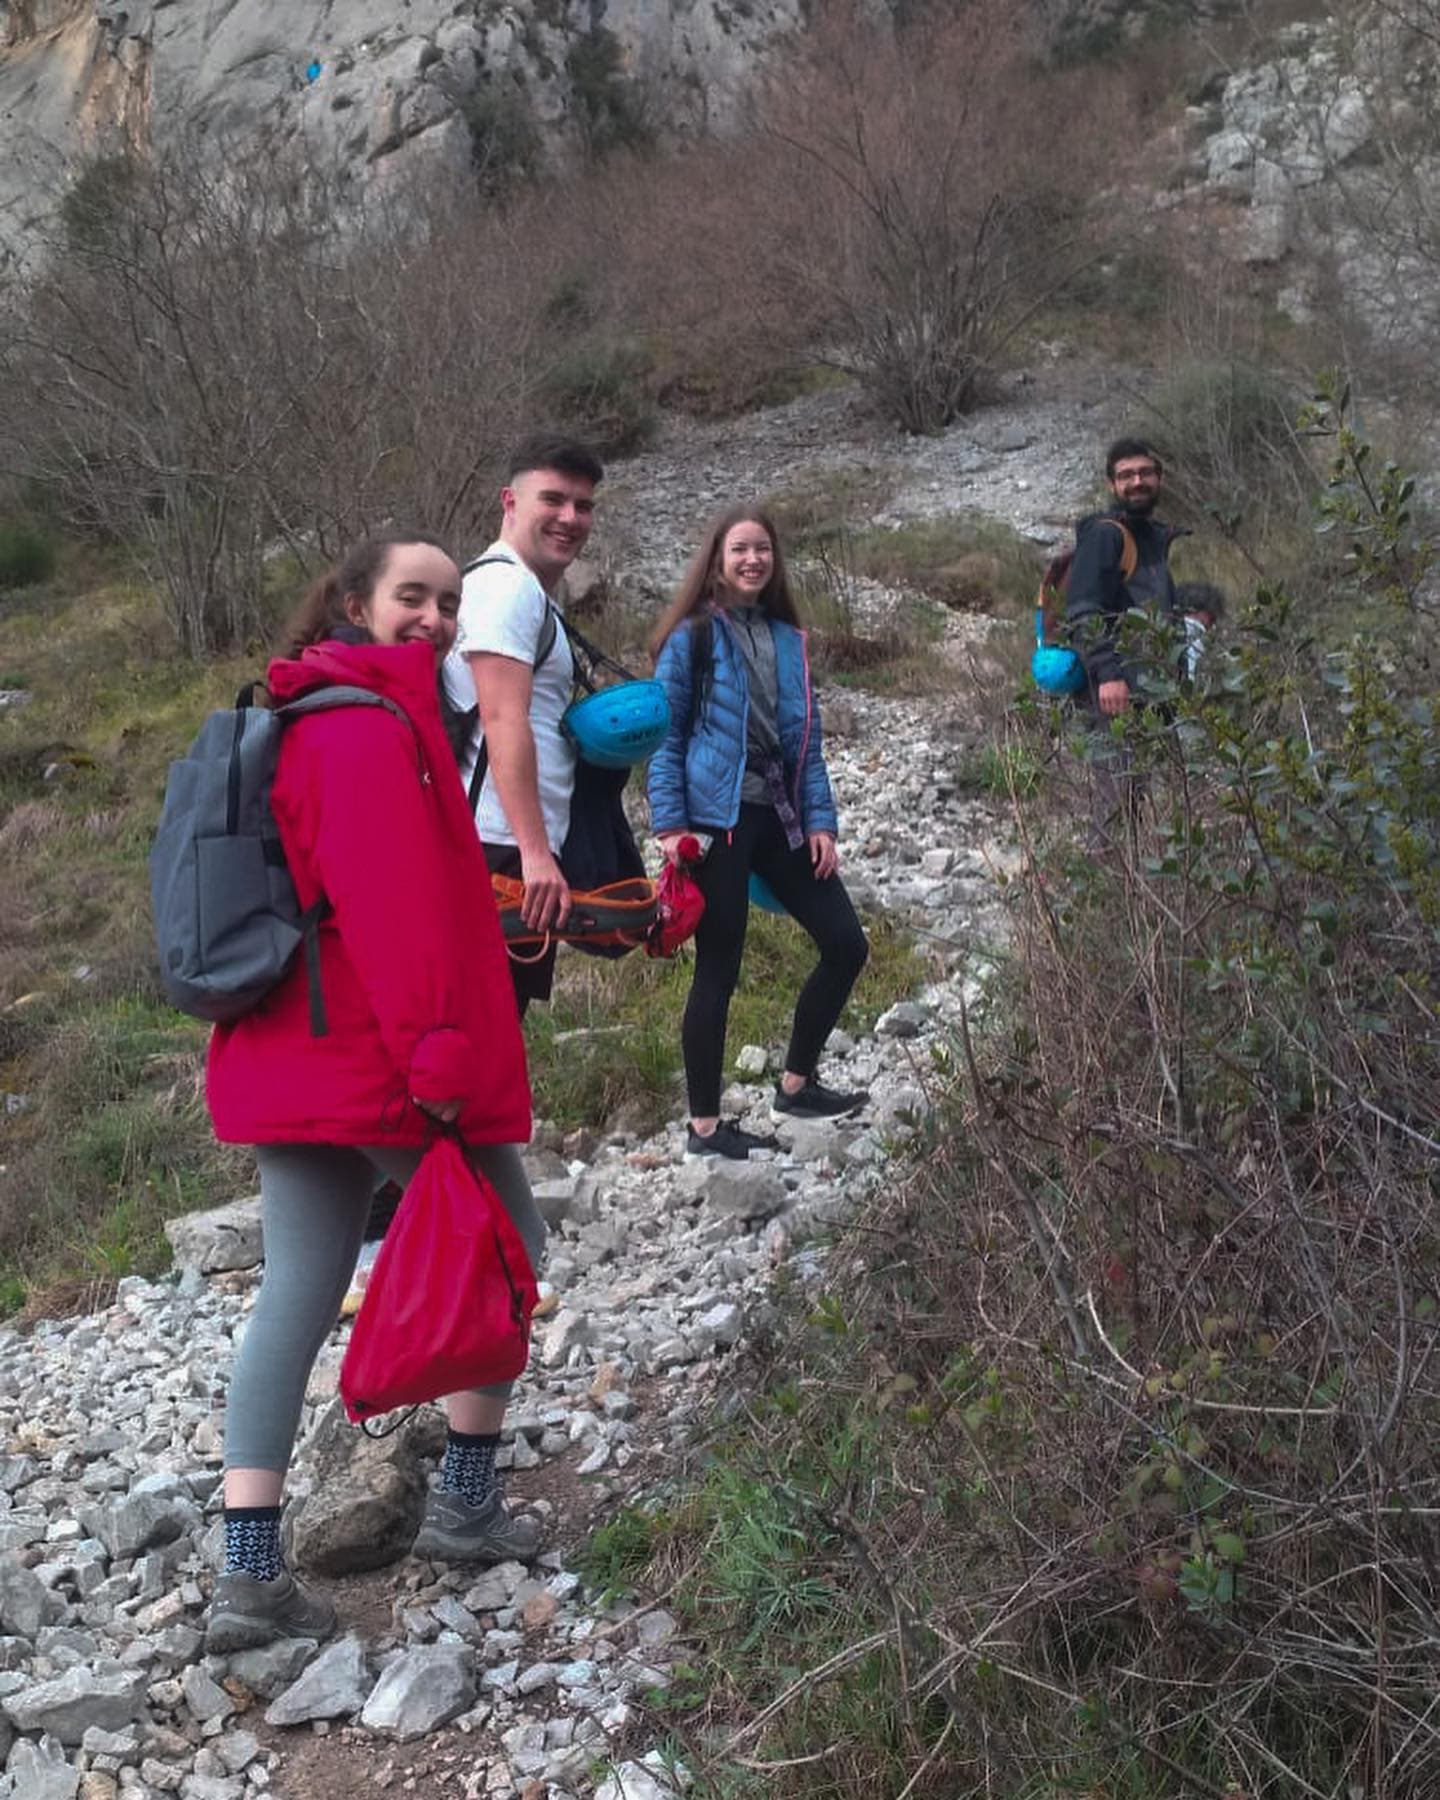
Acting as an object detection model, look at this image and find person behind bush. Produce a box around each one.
[1064,436,1185,849]
[203,533,547,1655]
[647,506,869,1161]
[1176,579,1226,682]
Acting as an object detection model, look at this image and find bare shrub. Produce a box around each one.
[548,138,823,420]
[541,5,1132,430]
[0,135,587,654]
[1,138,349,652]
[1141,355,1312,528]
[741,3,1123,432]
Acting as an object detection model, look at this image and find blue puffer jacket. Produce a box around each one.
[648,610,838,836]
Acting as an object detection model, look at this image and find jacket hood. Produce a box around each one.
[266,639,441,715]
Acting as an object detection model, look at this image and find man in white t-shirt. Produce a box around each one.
[442,436,604,1011]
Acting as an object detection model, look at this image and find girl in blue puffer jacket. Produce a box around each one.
[648,506,869,1160]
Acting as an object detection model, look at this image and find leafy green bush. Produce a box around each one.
[0,519,57,589]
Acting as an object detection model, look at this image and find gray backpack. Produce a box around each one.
[149,684,413,1030]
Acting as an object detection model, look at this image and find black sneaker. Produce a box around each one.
[772,1077,868,1120]
[686,1119,777,1160]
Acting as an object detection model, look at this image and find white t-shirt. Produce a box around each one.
[441,542,576,853]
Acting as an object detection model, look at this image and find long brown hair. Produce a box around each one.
[277,531,453,656]
[648,505,801,662]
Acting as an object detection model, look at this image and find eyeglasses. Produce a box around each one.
[1114,464,1160,483]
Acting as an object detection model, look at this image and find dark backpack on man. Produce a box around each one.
[1031,518,1137,696]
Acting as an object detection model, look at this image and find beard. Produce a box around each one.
[1120,489,1159,518]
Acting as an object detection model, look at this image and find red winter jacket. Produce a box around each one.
[207,640,531,1148]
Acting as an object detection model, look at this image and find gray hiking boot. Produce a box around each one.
[204,1568,337,1655]
[411,1488,542,1565]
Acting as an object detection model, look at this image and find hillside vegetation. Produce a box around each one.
[585,394,1440,1798]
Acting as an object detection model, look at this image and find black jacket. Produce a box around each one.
[1064,508,1184,694]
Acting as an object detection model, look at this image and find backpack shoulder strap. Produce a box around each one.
[465,601,561,815]
[461,551,517,577]
[278,686,410,727]
[1099,518,1139,582]
[536,603,559,670]
[1038,548,1074,648]
[460,553,561,675]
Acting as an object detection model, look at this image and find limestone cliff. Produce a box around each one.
[0,0,799,253]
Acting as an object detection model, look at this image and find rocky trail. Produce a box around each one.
[0,365,1132,1800]
[603,351,1129,586]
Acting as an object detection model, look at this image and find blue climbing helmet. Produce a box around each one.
[1031,636,1087,697]
[562,680,671,769]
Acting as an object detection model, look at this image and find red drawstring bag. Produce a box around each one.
[340,1134,538,1424]
[645,840,706,958]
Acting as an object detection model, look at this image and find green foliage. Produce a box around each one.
[768,487,1038,613]
[566,27,654,158]
[458,78,543,192]
[539,337,658,456]
[1303,370,1434,617]
[0,519,57,589]
[0,576,255,1310]
[774,503,1036,697]
[764,469,901,554]
[845,515,1040,613]
[533,272,658,453]
[794,542,950,695]
[2,995,245,1313]
[577,1504,666,1599]
[686,1465,841,1649]
[953,742,1041,798]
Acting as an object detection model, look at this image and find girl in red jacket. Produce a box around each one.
[204,533,544,1655]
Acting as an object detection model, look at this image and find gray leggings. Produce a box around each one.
[223,1142,545,1473]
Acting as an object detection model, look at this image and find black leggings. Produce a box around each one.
[684,803,868,1117]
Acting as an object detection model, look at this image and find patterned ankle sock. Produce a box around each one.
[440,1430,501,1508]
[223,1505,283,1581]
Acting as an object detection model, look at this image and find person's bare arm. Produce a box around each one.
[468,651,571,931]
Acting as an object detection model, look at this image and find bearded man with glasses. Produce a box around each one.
[1063,436,1186,850]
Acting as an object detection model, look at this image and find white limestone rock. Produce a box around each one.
[359,1643,476,1740]
[263,1635,371,1727]
[163,1199,264,1275]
